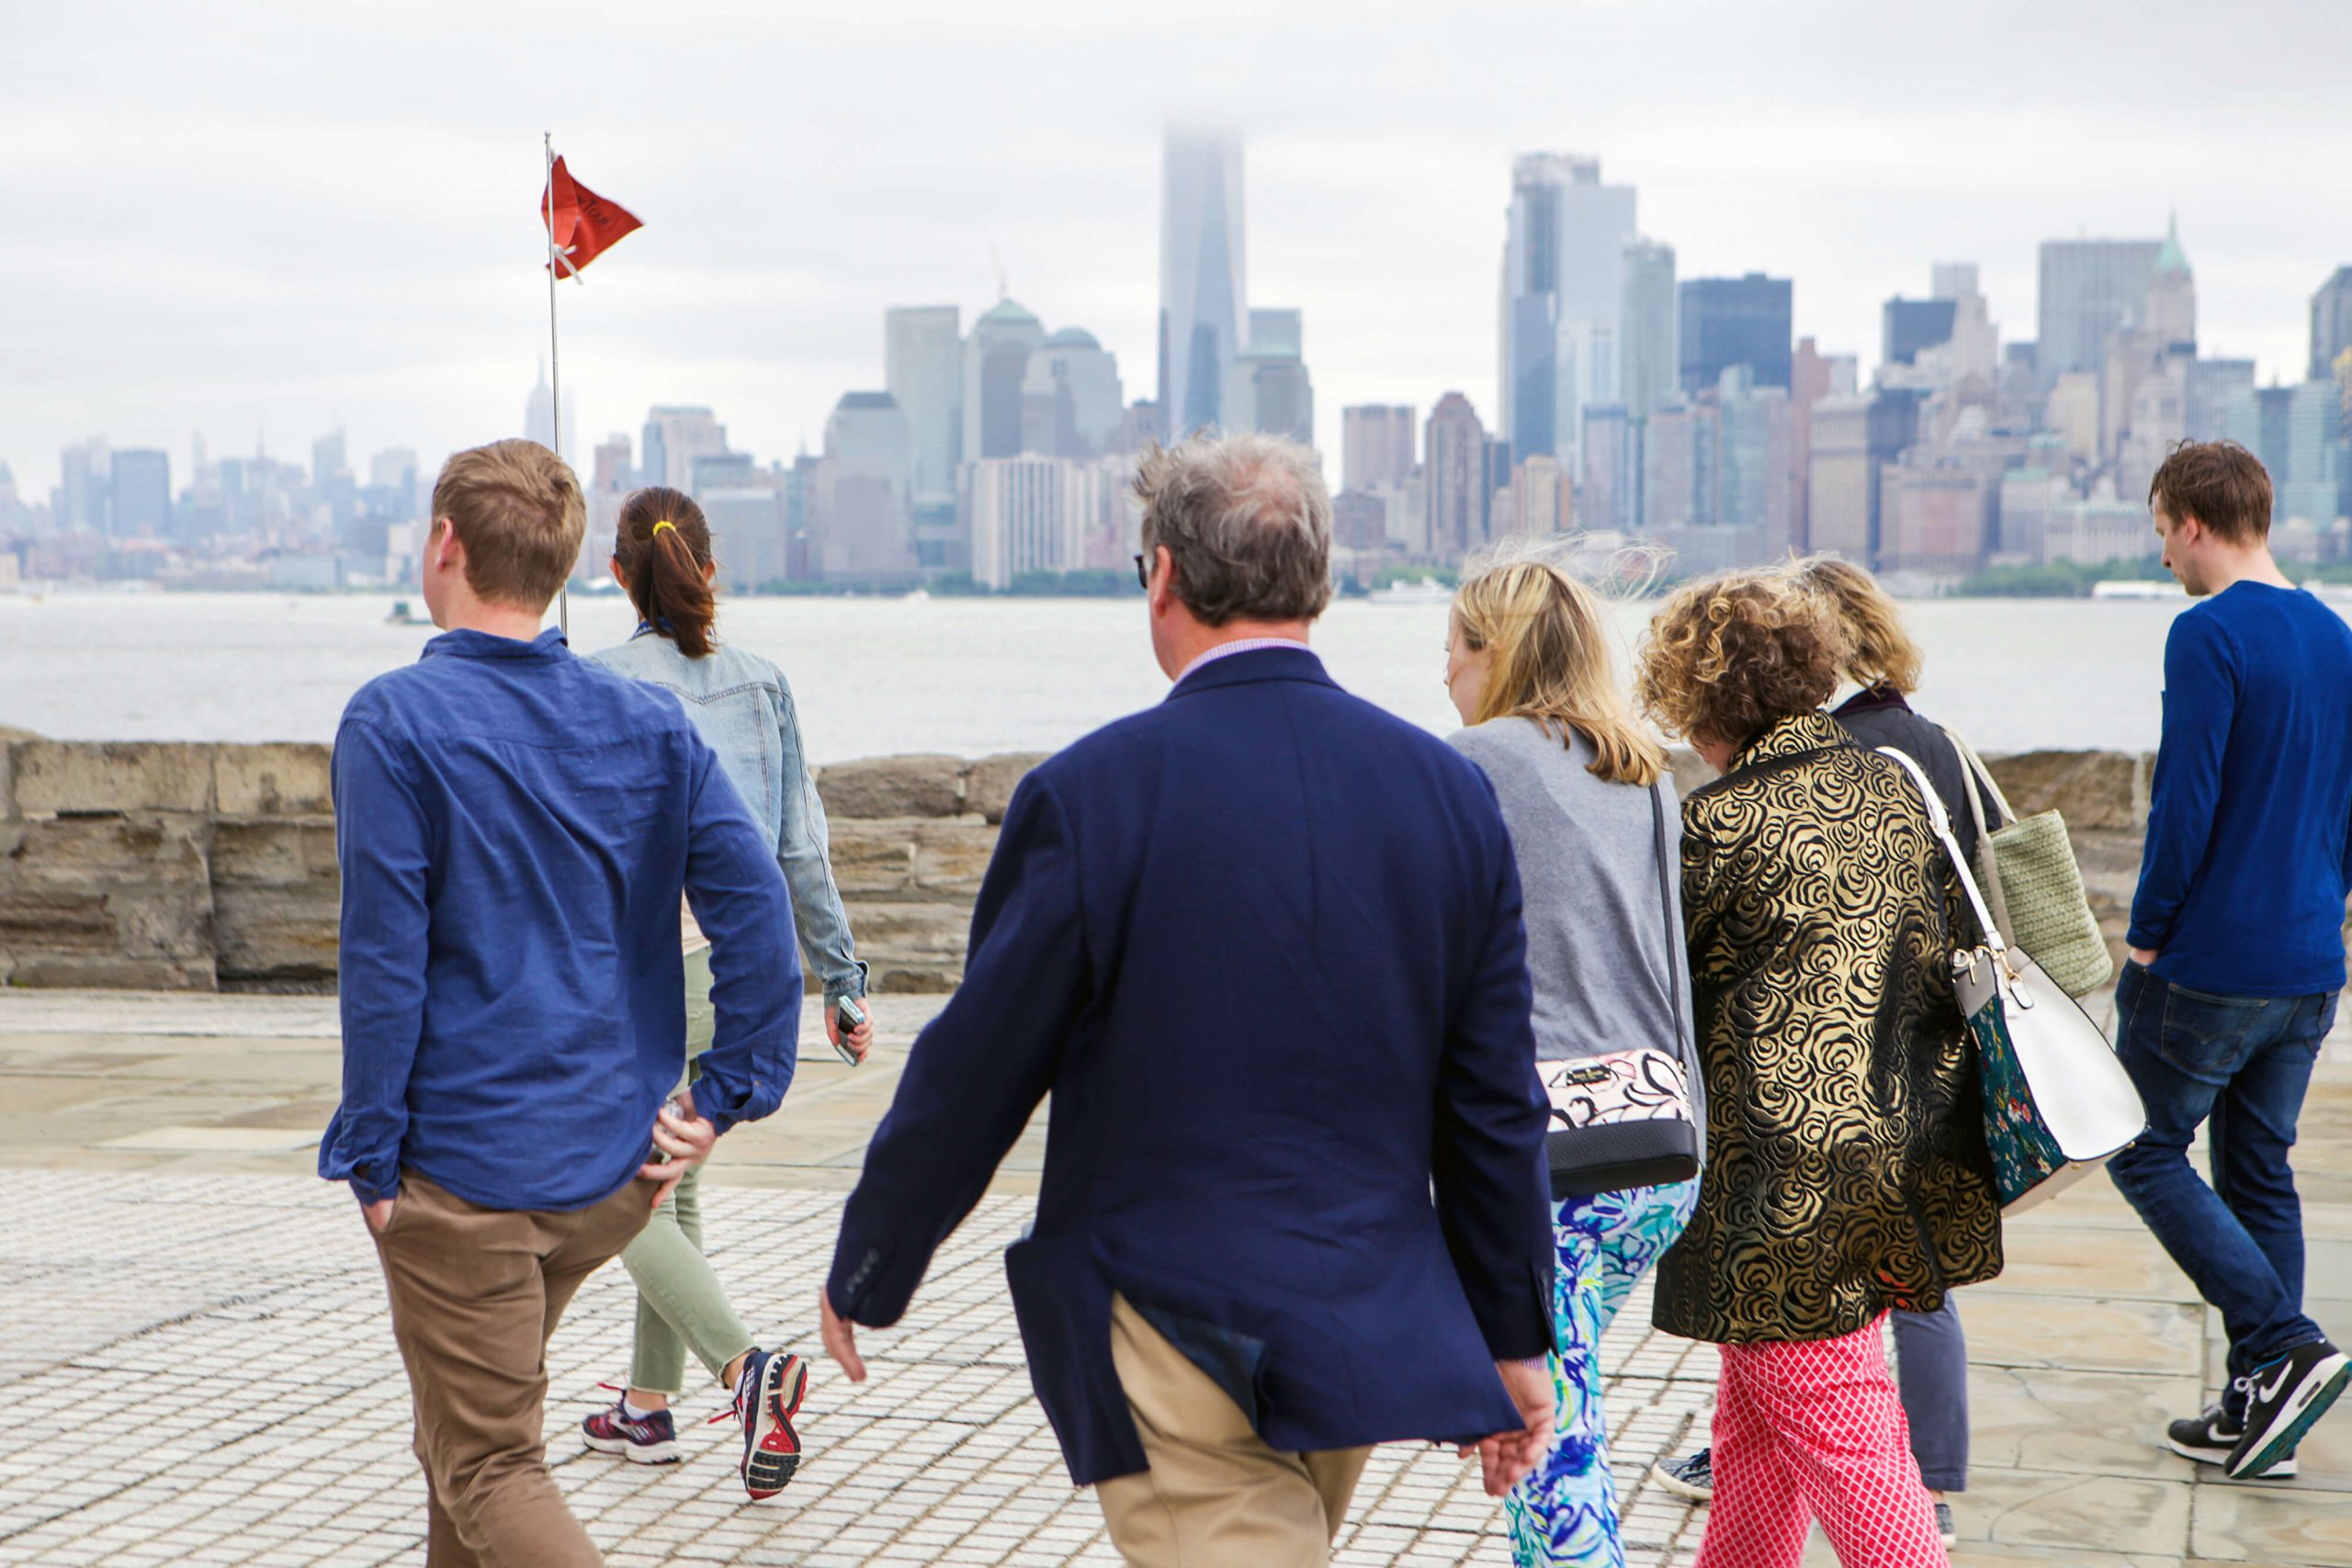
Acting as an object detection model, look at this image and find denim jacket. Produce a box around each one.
[588,630,865,1003]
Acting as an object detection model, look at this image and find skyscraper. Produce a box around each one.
[2312,266,2352,381]
[1498,153,1636,469]
[2037,237,2164,376]
[970,456,1085,589]
[964,299,1046,461]
[1341,406,1416,491]
[1679,274,1792,394]
[525,360,576,462]
[1159,130,1247,441]
[886,306,963,503]
[1423,393,1490,558]
[1619,237,1678,420]
[816,391,917,581]
[1022,328,1126,457]
[642,407,728,492]
[1883,299,1958,367]
[109,449,171,539]
[1225,310,1312,446]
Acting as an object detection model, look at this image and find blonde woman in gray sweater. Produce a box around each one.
[1446,556,1701,1568]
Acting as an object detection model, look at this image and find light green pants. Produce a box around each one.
[619,946,758,1395]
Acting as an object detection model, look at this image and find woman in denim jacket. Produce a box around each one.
[580,486,870,1501]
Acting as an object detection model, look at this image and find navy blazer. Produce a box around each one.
[827,647,1555,1484]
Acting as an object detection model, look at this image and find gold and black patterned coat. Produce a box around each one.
[1651,712,2003,1345]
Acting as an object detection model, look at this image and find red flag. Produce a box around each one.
[541,156,642,277]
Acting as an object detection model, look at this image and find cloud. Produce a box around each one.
[4,0,2346,493]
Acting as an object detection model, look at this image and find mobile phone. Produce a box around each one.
[651,1093,687,1164]
[832,996,867,1066]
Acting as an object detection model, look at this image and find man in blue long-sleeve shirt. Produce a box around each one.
[320,439,801,1568]
[2109,440,2352,1483]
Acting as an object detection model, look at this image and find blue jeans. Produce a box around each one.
[2108,962,2339,1382]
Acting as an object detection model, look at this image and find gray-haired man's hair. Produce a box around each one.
[1133,433,1333,626]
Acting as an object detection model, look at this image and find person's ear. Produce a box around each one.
[608,556,628,592]
[704,560,718,586]
[433,518,462,572]
[1148,545,1175,614]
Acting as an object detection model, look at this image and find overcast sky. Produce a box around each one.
[6,0,2349,498]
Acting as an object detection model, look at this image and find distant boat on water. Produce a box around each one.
[1371,578,1455,605]
[385,600,429,625]
[2089,580,2187,601]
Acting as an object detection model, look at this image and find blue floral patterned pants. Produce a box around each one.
[1505,1179,1702,1568]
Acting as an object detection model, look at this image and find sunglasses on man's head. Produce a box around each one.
[1134,553,1148,591]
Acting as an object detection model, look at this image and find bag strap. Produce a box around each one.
[1944,726,2019,826]
[1650,779,1689,1055]
[1942,726,2014,942]
[1875,745,2007,961]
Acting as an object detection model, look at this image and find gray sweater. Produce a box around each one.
[1448,717,1702,1121]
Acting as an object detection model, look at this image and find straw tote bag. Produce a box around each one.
[1879,747,2147,1215]
[1942,728,2113,998]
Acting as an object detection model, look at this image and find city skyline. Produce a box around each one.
[7,2,2351,496]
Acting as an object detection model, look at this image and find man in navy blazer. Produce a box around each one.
[820,434,1556,1564]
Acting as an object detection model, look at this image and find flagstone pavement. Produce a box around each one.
[0,987,2346,1568]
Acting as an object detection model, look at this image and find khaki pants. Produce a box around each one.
[1096,1293,1373,1568]
[371,1172,654,1567]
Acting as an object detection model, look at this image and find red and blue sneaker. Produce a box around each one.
[732,1348,810,1500]
[581,1398,682,1465]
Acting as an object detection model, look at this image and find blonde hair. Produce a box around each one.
[430,438,585,612]
[1635,570,1848,747]
[1452,556,1666,787]
[1785,555,1923,694]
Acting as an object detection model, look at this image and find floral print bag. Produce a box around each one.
[1877,745,2147,1214]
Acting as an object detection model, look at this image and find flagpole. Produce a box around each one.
[545,130,568,637]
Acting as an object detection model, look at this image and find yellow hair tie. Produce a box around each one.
[650,520,677,538]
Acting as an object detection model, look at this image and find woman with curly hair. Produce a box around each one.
[1442,553,1702,1568]
[1635,571,2001,1568]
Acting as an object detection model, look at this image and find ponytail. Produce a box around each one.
[614,487,718,658]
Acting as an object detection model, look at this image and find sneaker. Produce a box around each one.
[2166,1391,2300,1479]
[1933,1500,1957,1549]
[2228,1339,2349,1479]
[1650,1447,1712,1502]
[581,1400,682,1465]
[733,1348,811,1501]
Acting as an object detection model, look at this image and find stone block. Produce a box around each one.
[0,813,217,976]
[912,821,1000,895]
[842,900,972,961]
[5,954,215,990]
[11,741,215,815]
[214,887,340,986]
[867,962,961,994]
[0,888,115,953]
[817,755,967,821]
[209,819,339,986]
[966,753,1051,826]
[823,821,919,896]
[211,818,337,888]
[1983,750,2141,831]
[0,739,15,819]
[215,744,334,817]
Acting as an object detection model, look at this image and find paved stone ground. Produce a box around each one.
[2,989,2346,1567]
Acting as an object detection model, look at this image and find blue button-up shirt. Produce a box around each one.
[318,627,801,1211]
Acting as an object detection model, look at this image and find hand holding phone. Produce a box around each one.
[831,995,870,1066]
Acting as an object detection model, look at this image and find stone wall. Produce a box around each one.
[0,738,2330,991]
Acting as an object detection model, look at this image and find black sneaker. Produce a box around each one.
[2229,1340,2349,1479]
[1933,1500,1957,1548]
[2166,1387,2300,1479]
[1650,1447,1712,1502]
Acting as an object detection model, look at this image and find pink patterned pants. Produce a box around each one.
[1693,1316,1948,1568]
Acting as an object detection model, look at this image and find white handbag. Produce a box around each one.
[1878,747,2148,1215]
